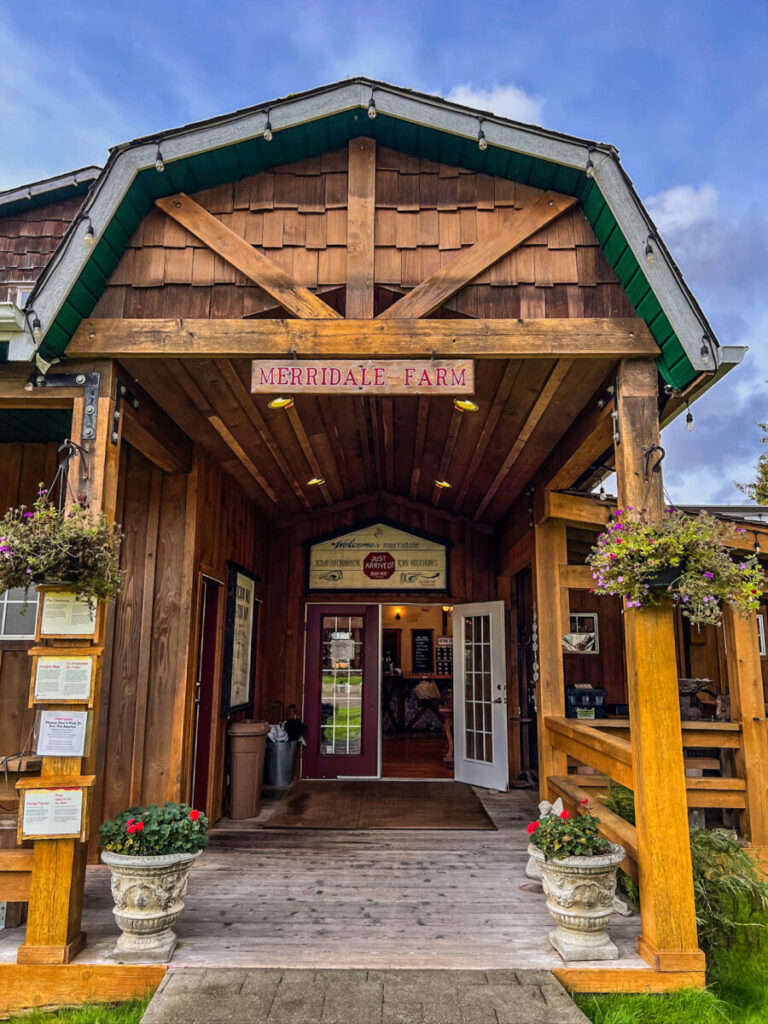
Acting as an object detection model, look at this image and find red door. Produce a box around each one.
[302,605,379,778]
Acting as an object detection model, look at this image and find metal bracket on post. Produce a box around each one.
[113,381,139,445]
[31,372,101,442]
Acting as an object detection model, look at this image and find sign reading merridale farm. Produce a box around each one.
[309,523,447,591]
[251,359,474,396]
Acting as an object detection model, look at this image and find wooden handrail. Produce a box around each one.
[545,716,633,788]
[562,718,743,749]
[548,775,638,880]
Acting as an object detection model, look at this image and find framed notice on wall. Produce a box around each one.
[36,588,99,640]
[220,564,260,717]
[29,648,98,706]
[16,775,94,842]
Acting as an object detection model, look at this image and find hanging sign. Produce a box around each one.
[38,590,97,639]
[31,652,95,705]
[20,787,85,840]
[36,710,89,758]
[309,522,447,591]
[251,359,474,396]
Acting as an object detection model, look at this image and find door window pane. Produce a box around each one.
[319,614,364,756]
[463,613,493,764]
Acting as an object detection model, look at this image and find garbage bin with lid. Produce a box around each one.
[228,720,269,819]
[264,738,298,787]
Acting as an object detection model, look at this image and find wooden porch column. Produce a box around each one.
[723,606,768,846]
[533,520,569,800]
[18,362,121,964]
[615,359,703,971]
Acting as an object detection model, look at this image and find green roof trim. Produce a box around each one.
[26,81,723,391]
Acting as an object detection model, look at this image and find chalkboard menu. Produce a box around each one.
[411,629,434,673]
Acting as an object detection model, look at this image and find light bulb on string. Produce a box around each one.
[645,236,655,265]
[700,336,711,366]
[598,484,607,502]
[154,146,165,173]
[477,120,488,151]
[367,91,377,119]
[685,401,694,432]
[585,146,595,179]
[263,111,273,142]
[31,315,42,340]
[84,217,95,247]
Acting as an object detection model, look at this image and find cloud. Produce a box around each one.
[445,83,545,125]
[645,184,718,234]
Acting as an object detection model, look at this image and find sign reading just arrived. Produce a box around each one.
[251,359,474,396]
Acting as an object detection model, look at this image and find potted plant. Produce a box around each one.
[587,506,764,627]
[527,802,625,960]
[99,802,208,962]
[0,486,123,609]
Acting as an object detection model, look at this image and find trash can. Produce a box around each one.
[264,738,298,787]
[228,720,269,819]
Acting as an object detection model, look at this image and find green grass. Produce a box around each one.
[575,946,768,1024]
[8,998,149,1023]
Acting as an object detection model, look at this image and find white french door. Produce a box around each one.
[453,601,508,790]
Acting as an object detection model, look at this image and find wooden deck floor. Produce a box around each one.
[0,788,644,971]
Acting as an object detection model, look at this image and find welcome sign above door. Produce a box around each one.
[308,523,447,591]
[252,359,474,396]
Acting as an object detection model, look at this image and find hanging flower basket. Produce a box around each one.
[587,506,764,627]
[0,485,124,609]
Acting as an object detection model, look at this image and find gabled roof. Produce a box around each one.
[16,79,742,389]
[0,166,101,217]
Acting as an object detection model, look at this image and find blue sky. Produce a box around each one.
[2,1,766,504]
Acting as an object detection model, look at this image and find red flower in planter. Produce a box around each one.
[189,810,201,821]
[134,821,144,832]
[526,820,540,835]
[127,824,137,834]
[126,818,134,830]
[559,810,570,819]
[580,798,590,807]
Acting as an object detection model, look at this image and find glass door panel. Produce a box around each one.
[303,605,379,778]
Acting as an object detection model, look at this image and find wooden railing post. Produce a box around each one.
[723,605,768,846]
[614,359,703,972]
[533,520,569,799]
[18,362,120,964]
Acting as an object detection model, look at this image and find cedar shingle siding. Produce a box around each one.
[0,197,83,301]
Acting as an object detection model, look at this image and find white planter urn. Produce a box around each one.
[530,843,625,961]
[101,850,201,962]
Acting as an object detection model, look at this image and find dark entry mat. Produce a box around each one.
[264,780,496,830]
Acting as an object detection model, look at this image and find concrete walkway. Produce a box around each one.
[141,968,589,1024]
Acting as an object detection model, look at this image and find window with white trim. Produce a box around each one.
[758,612,767,658]
[562,612,600,654]
[0,588,39,639]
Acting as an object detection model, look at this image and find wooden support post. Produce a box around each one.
[723,606,768,846]
[533,520,569,799]
[346,137,376,318]
[18,362,121,964]
[614,359,703,972]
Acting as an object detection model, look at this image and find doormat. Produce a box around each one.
[264,780,496,830]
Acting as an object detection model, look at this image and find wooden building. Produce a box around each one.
[0,79,766,1007]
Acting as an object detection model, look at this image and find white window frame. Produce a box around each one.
[0,588,39,640]
[758,612,767,658]
[563,612,600,654]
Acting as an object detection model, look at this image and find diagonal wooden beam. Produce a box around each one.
[473,360,574,521]
[378,191,577,319]
[452,361,522,514]
[71,317,657,359]
[285,405,334,506]
[215,359,312,511]
[409,396,429,501]
[155,193,341,320]
[346,138,376,318]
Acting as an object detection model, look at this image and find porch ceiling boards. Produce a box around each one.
[123,353,616,524]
